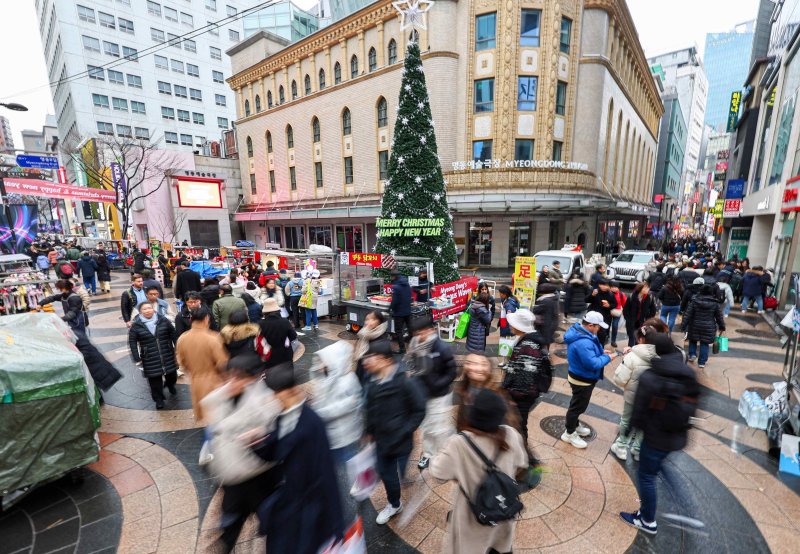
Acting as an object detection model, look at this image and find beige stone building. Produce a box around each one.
[227,0,662,267]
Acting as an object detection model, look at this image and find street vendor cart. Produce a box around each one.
[0,313,101,510]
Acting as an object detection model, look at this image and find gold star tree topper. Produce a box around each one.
[392,0,434,31]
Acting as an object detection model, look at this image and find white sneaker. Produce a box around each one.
[610,443,628,460]
[758,310,764,314]
[576,422,591,437]
[376,502,402,525]
[561,430,588,449]
[301,326,312,331]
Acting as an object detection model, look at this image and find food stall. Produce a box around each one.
[0,313,101,509]
[255,246,338,317]
[334,252,468,332]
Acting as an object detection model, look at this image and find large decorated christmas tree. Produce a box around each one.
[374,40,461,283]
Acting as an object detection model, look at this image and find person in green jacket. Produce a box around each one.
[213,284,247,329]
[66,243,82,261]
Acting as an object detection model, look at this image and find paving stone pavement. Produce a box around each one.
[1,272,799,553]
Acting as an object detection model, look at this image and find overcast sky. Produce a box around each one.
[0,0,761,148]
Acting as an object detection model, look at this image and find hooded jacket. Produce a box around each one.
[613,343,657,405]
[220,323,260,358]
[202,379,281,485]
[285,277,305,297]
[631,348,700,452]
[213,293,247,329]
[259,313,297,369]
[717,281,734,306]
[502,331,552,400]
[682,292,725,344]
[680,283,703,313]
[564,323,610,383]
[41,291,85,331]
[310,342,363,449]
[742,271,764,298]
[466,302,492,352]
[405,334,457,398]
[95,253,111,282]
[390,275,412,317]
[564,276,591,315]
[76,254,98,278]
[128,314,178,378]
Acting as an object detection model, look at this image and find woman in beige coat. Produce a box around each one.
[175,305,229,464]
[429,389,528,554]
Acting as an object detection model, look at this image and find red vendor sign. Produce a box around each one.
[2,177,117,203]
[430,276,479,319]
[344,252,383,268]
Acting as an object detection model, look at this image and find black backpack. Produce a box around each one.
[457,432,524,526]
[650,376,700,432]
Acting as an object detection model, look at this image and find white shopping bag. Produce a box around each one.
[346,443,379,501]
[498,337,517,357]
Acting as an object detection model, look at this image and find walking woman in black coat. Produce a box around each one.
[682,284,725,369]
[623,282,657,347]
[95,250,112,294]
[128,302,179,409]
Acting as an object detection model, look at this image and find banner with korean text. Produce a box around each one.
[513,256,537,308]
[2,177,117,203]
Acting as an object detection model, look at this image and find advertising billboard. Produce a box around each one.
[0,204,39,253]
[176,179,223,208]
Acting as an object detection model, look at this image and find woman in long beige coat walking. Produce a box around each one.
[429,389,528,554]
[175,305,229,464]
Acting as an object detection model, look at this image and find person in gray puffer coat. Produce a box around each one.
[466,292,493,353]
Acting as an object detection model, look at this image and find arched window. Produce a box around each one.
[278,86,285,104]
[304,74,311,95]
[387,39,397,64]
[319,69,326,90]
[255,95,261,112]
[246,136,253,157]
[266,131,273,153]
[368,47,377,72]
[312,117,320,143]
[342,108,351,136]
[291,80,297,100]
[267,90,273,108]
[377,97,388,128]
[244,99,251,116]
[334,62,342,84]
[350,55,358,78]
[286,125,294,149]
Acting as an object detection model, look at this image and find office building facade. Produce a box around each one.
[703,22,755,132]
[227,0,662,267]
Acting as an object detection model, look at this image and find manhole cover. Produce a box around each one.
[736,329,778,339]
[539,415,597,442]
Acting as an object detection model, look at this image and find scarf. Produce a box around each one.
[352,322,388,371]
[404,331,438,376]
[140,312,158,335]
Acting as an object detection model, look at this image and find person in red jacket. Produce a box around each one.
[609,281,626,348]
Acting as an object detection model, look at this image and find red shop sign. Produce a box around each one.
[346,252,383,268]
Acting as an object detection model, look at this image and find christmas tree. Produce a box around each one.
[375,40,461,283]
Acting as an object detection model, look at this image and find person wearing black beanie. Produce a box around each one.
[467,389,508,432]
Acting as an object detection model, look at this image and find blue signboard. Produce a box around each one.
[16,154,59,170]
[726,179,746,199]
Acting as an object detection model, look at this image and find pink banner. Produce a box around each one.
[2,177,117,203]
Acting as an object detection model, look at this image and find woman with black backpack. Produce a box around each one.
[429,389,528,554]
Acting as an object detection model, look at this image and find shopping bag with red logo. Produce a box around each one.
[346,443,378,501]
[319,517,366,554]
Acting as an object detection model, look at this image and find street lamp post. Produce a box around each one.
[0,101,29,254]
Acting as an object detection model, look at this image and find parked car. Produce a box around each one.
[534,248,587,281]
[607,250,658,285]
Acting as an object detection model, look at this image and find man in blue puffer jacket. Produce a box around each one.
[561,311,618,449]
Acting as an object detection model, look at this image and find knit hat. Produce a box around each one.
[262,298,280,313]
[279,268,287,275]
[468,389,507,433]
[294,271,302,278]
[265,363,296,392]
[693,277,705,285]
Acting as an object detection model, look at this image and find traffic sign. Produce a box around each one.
[16,154,59,170]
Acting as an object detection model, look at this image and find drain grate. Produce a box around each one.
[539,415,597,442]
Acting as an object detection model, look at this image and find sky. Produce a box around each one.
[0,0,761,149]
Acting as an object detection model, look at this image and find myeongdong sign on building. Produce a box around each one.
[451,159,590,171]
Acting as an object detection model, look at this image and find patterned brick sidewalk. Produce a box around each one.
[2,274,799,554]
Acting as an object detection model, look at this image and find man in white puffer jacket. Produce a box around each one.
[610,326,659,461]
